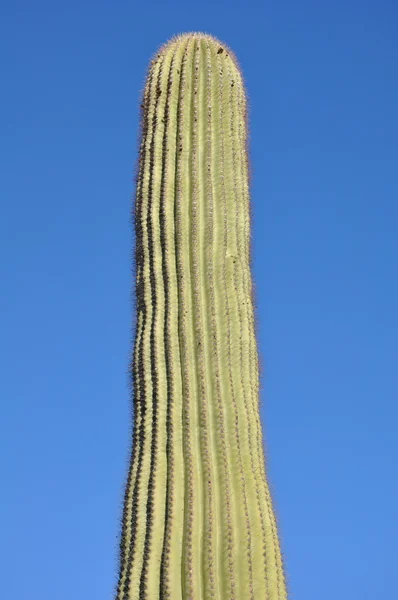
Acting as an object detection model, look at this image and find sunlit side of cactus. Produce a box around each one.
[115,32,288,600]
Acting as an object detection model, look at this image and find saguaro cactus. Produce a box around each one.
[115,32,288,600]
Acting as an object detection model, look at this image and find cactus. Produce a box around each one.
[115,32,288,600]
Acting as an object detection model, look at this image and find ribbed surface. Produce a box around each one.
[115,32,288,600]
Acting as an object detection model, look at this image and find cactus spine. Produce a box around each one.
[115,32,288,600]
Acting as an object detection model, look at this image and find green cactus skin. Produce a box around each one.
[115,32,288,600]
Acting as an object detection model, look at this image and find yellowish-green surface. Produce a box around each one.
[116,32,288,600]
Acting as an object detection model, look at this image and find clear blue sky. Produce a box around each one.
[1,1,397,598]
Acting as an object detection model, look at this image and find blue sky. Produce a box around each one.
[1,1,397,598]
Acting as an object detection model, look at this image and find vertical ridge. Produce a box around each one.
[213,46,243,600]
[226,58,272,599]
[115,74,151,599]
[175,37,203,599]
[121,58,162,600]
[116,311,144,598]
[139,46,177,598]
[133,54,164,599]
[235,65,288,599]
[159,38,186,600]
[192,37,218,600]
[207,40,237,600]
[203,37,224,600]
[216,49,254,600]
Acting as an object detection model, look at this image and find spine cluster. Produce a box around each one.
[115,32,288,600]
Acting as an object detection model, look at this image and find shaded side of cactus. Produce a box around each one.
[115,32,288,600]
